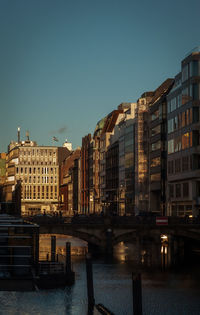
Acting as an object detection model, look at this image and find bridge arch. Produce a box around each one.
[39,225,103,247]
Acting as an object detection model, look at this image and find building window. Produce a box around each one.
[37,186,40,199]
[169,184,174,198]
[151,140,161,151]
[190,60,200,77]
[183,182,189,197]
[168,139,174,154]
[178,205,184,216]
[167,100,171,113]
[151,156,161,168]
[175,184,181,198]
[175,159,181,173]
[182,133,190,150]
[150,173,161,182]
[182,87,191,105]
[174,136,181,152]
[192,154,200,170]
[182,156,189,172]
[168,119,174,134]
[192,130,199,147]
[182,64,189,82]
[33,186,36,199]
[46,186,49,199]
[178,113,182,129]
[177,94,181,108]
[190,83,200,100]
[168,160,174,174]
[193,107,199,123]
[181,111,186,127]
[171,97,177,112]
[151,110,159,121]
[54,186,57,199]
[42,186,44,199]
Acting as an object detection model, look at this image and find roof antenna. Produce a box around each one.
[17,127,21,143]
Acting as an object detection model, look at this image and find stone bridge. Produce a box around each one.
[35,217,200,261]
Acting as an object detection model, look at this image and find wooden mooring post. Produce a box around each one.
[65,242,72,274]
[86,253,95,315]
[132,273,143,315]
[51,235,56,262]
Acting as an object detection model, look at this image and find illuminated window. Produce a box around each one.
[181,133,190,150]
[182,111,186,127]
[150,173,161,182]
[151,157,160,168]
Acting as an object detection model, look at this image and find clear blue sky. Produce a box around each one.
[0,0,199,152]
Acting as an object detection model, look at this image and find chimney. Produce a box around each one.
[26,131,30,141]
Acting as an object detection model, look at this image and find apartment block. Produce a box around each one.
[167,48,200,217]
[108,103,136,215]
[149,79,174,215]
[60,148,81,216]
[5,136,70,216]
[134,92,154,214]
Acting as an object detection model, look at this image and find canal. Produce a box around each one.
[0,234,200,315]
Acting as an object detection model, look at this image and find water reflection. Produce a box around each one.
[39,234,88,260]
[0,235,200,315]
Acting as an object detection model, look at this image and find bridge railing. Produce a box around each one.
[23,214,200,226]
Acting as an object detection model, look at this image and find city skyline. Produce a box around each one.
[0,0,199,152]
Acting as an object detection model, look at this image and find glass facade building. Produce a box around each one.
[167,50,200,217]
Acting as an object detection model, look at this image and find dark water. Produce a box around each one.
[0,235,200,315]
